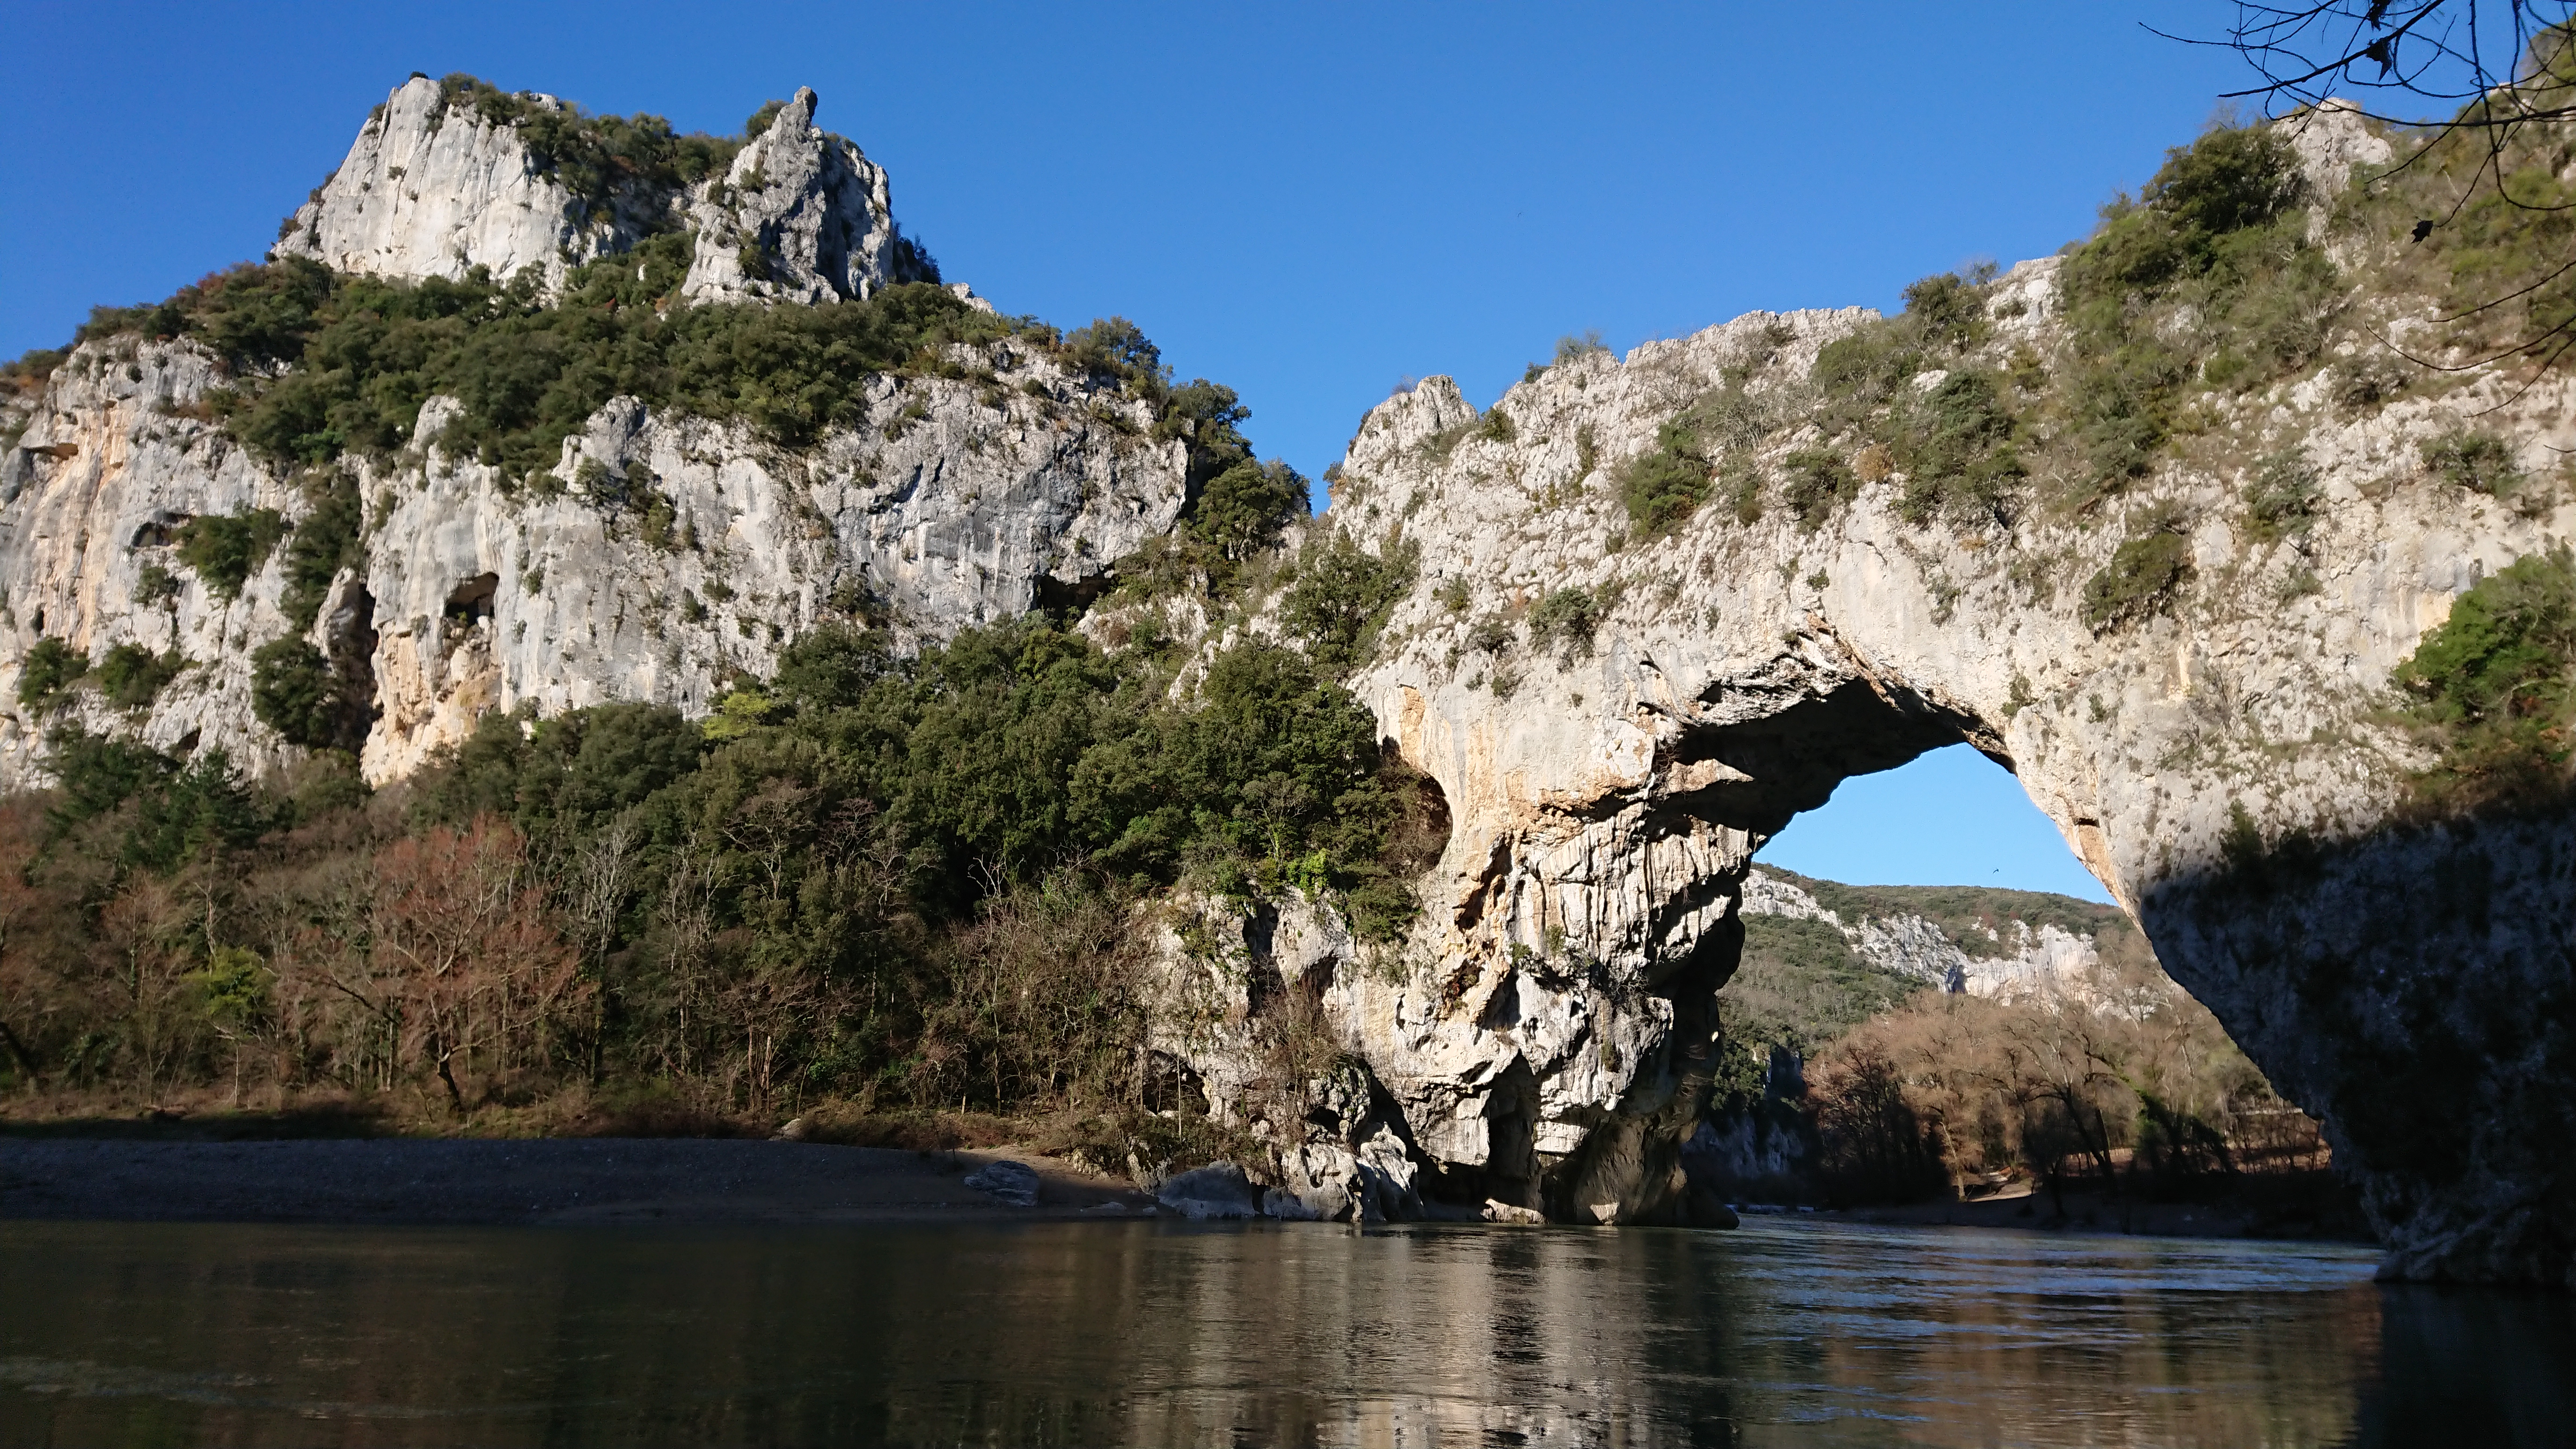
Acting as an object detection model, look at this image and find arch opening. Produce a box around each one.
[1758,743,2114,905]
[1681,744,2342,1233]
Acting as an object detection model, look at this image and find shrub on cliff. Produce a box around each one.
[278,472,366,630]
[1894,369,2025,528]
[1782,448,1857,526]
[16,638,85,710]
[2394,548,2576,806]
[2054,123,2332,504]
[175,508,287,600]
[95,644,181,710]
[1189,460,1308,562]
[1281,530,1420,671]
[2422,429,2527,500]
[2242,448,2323,544]
[1899,271,1989,350]
[249,638,349,749]
[437,73,743,208]
[1617,420,1714,535]
[2,347,66,395]
[2080,524,2192,634]
[1528,586,1603,660]
[2061,125,2304,309]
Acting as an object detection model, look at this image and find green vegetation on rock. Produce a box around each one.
[175,507,287,600]
[67,254,1192,486]
[279,472,366,631]
[1617,420,1715,536]
[95,644,182,710]
[16,639,85,710]
[2242,448,2322,544]
[433,73,746,211]
[1527,585,1602,660]
[2394,548,2576,808]
[1280,530,1420,673]
[2080,508,2192,632]
[249,638,357,751]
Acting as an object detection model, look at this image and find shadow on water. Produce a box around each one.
[0,1216,2565,1447]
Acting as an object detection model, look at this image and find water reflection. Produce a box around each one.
[0,1216,2564,1446]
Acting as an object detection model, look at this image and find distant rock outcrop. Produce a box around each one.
[0,76,1166,788]
[275,77,926,302]
[1737,868,2113,999]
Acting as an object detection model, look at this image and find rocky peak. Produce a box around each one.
[273,76,654,292]
[679,87,929,305]
[274,77,932,306]
[2282,98,2395,198]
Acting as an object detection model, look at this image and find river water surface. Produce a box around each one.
[1,1216,2568,1447]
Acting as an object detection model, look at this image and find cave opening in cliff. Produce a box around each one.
[443,572,498,629]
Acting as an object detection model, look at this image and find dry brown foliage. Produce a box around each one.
[273,817,587,1110]
[1805,949,2325,1207]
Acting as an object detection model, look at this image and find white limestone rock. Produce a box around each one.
[274,76,665,293]
[0,336,1185,789]
[2282,97,2396,196]
[1172,149,2576,1273]
[680,88,927,306]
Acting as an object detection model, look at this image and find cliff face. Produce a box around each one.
[1736,867,2122,999]
[677,88,919,305]
[277,77,651,293]
[0,75,1180,789]
[0,334,1182,788]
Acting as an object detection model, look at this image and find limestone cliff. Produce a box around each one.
[278,76,658,293]
[677,88,924,305]
[0,331,1180,788]
[0,77,1178,789]
[1736,867,2123,999]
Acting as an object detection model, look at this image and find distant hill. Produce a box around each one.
[1720,867,2158,1057]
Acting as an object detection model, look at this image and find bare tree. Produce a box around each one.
[0,805,55,1084]
[285,814,587,1103]
[567,812,637,1081]
[2181,3,2576,374]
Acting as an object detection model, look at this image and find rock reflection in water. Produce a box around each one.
[0,1216,2565,1446]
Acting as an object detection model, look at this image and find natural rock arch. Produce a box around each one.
[1300,300,2574,1286]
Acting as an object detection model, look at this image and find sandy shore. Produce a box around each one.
[0,1138,1158,1227]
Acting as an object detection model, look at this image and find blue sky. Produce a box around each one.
[0,1,2254,903]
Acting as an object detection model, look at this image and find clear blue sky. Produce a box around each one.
[1758,746,2115,903]
[2,1,2246,903]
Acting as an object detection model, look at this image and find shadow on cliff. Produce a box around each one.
[2143,790,2576,1288]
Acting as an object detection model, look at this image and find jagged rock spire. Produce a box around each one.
[680,87,932,305]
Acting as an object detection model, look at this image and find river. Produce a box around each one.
[0,1215,2567,1446]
